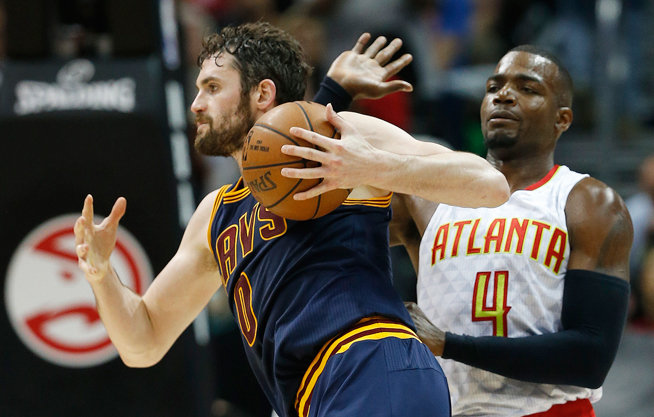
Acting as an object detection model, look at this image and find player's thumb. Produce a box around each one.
[326,103,353,135]
[108,197,127,226]
[383,80,413,94]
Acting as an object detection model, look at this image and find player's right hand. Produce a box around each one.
[327,33,413,101]
[74,195,126,283]
[405,301,446,356]
[282,104,381,200]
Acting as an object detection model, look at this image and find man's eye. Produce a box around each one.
[487,85,499,93]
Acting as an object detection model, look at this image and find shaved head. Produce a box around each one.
[508,45,573,107]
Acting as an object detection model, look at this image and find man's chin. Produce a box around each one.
[484,133,518,149]
[194,133,244,157]
[194,135,221,156]
[194,135,213,155]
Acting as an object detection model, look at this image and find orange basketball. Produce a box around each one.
[242,101,349,221]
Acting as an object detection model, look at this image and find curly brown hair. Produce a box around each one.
[198,22,312,105]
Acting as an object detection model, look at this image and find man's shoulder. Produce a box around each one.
[198,188,227,216]
[565,177,633,279]
[568,177,621,205]
[203,182,248,215]
[186,187,233,242]
[566,177,633,249]
[566,177,628,219]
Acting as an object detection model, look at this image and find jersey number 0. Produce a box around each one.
[234,272,258,346]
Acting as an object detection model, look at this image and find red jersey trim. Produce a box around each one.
[524,165,560,191]
[526,398,595,417]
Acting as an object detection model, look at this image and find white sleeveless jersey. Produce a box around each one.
[417,165,600,416]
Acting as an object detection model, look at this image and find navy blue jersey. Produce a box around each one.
[208,178,414,417]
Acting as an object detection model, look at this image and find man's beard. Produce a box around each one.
[194,96,256,157]
[483,131,518,150]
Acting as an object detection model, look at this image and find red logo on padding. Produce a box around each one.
[5,214,153,367]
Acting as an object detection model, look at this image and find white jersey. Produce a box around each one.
[417,165,600,416]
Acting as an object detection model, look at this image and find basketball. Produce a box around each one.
[242,101,349,221]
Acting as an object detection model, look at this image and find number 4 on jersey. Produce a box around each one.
[472,271,511,337]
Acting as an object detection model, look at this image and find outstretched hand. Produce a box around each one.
[404,301,446,356]
[74,195,126,282]
[281,104,381,200]
[327,33,413,100]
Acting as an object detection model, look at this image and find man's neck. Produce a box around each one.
[487,152,555,194]
[232,149,244,177]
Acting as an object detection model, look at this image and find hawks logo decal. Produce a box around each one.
[5,214,153,368]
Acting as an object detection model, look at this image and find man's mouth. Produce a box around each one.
[489,110,518,122]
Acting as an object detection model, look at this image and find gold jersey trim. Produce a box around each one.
[223,178,251,203]
[207,184,232,251]
[342,192,392,208]
[295,316,418,417]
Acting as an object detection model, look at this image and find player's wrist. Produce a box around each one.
[441,332,469,360]
[86,262,114,285]
[374,152,410,192]
[313,76,353,113]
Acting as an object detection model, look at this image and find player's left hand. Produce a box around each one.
[280,104,381,200]
[327,33,413,100]
[404,301,446,356]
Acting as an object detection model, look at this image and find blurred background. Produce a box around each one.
[1,0,654,416]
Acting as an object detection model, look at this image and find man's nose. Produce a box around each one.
[493,86,515,105]
[191,94,206,114]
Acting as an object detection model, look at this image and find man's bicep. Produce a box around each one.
[566,177,634,280]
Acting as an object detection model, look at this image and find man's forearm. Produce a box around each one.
[335,111,509,207]
[443,270,630,388]
[371,150,509,208]
[90,265,160,367]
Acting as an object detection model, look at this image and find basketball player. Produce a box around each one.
[74,23,509,417]
[282,46,632,416]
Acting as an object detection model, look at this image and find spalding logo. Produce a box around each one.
[247,171,277,193]
[14,59,137,115]
[4,214,153,368]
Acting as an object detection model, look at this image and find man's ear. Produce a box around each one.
[555,107,573,136]
[253,79,277,112]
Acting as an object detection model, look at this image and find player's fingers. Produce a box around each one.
[364,36,387,58]
[383,54,413,79]
[78,258,98,276]
[78,258,88,272]
[281,166,329,182]
[281,165,329,180]
[74,217,86,244]
[82,194,95,228]
[289,127,334,151]
[375,38,403,66]
[292,182,334,201]
[281,145,329,165]
[76,243,89,259]
[351,33,371,53]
